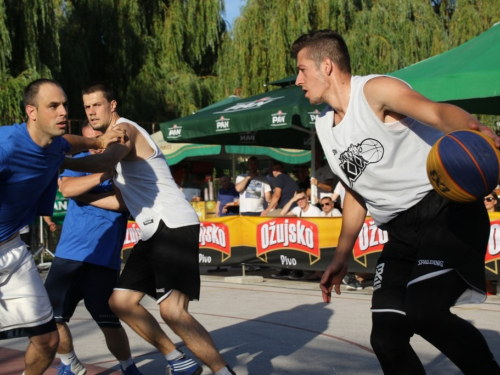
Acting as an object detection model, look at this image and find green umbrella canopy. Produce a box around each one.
[389,22,500,115]
[160,85,326,149]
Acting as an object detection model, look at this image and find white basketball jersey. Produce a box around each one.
[316,75,443,226]
[113,118,199,240]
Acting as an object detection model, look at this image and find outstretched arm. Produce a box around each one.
[63,127,127,154]
[320,188,367,302]
[365,76,500,148]
[280,191,303,216]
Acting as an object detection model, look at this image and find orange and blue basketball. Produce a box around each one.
[426,130,500,203]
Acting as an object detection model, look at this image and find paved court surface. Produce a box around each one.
[1,266,500,374]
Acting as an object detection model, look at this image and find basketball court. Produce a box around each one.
[1,267,499,374]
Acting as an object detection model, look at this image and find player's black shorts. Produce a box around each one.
[116,221,201,302]
[372,190,490,313]
[44,257,121,328]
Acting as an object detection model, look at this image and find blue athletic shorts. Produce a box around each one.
[44,257,121,328]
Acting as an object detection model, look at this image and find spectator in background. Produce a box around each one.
[484,192,498,296]
[43,216,57,233]
[311,148,336,204]
[261,162,299,217]
[280,190,321,217]
[216,175,239,217]
[182,173,206,202]
[331,181,345,213]
[296,165,311,200]
[235,156,272,216]
[319,196,342,217]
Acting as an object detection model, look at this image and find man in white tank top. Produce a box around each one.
[64,83,235,375]
[291,30,500,374]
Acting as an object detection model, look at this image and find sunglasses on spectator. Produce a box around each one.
[321,203,331,207]
[485,197,496,202]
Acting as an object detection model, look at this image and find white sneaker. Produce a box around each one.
[56,357,87,375]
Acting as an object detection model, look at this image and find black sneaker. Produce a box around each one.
[288,270,305,280]
[343,273,363,290]
[271,269,291,279]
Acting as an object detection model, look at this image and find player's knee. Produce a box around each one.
[31,331,59,355]
[108,293,126,316]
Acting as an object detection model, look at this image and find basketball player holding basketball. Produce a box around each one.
[292,30,500,374]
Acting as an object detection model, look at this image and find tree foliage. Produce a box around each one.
[217,0,500,103]
[0,0,499,125]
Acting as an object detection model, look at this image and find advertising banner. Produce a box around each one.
[122,213,500,280]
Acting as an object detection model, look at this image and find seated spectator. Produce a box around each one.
[273,190,320,281]
[485,192,498,295]
[319,197,342,217]
[216,175,239,217]
[262,162,299,217]
[235,156,272,216]
[280,191,321,217]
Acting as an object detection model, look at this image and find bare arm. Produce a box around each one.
[43,216,56,232]
[365,77,500,147]
[59,174,110,198]
[62,142,131,173]
[311,177,334,193]
[63,127,127,154]
[75,191,127,212]
[215,201,221,217]
[261,187,281,216]
[320,188,367,302]
[235,176,251,193]
[280,192,303,216]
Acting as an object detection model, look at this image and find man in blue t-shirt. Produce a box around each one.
[0,79,125,375]
[261,161,299,217]
[215,175,239,217]
[44,123,141,375]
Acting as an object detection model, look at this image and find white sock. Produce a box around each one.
[119,357,135,370]
[59,351,77,365]
[166,348,183,361]
[215,366,233,375]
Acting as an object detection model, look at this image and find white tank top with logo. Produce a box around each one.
[315,75,443,226]
[113,118,199,240]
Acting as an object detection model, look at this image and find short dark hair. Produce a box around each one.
[248,156,259,163]
[272,161,284,172]
[81,81,116,102]
[291,29,351,73]
[23,78,63,108]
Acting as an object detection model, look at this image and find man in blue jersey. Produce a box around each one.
[44,122,141,375]
[64,82,236,375]
[0,79,125,375]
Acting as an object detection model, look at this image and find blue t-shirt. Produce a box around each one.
[274,173,299,209]
[0,123,70,242]
[217,184,239,216]
[55,152,128,270]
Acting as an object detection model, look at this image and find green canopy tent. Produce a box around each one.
[160,85,325,150]
[154,92,313,166]
[389,22,500,115]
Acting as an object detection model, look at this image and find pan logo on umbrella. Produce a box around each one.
[271,110,287,127]
[308,109,320,125]
[168,124,182,139]
[215,116,231,132]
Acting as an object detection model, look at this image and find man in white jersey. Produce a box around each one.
[63,82,235,375]
[292,30,500,374]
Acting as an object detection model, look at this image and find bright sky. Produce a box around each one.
[223,0,246,29]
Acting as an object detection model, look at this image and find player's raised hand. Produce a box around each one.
[98,126,128,149]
